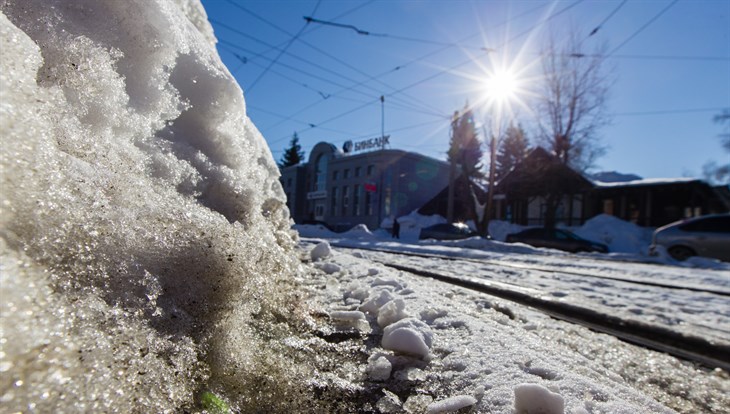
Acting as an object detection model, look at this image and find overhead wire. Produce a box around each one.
[262,2,554,138]
[265,0,584,144]
[221,0,454,117]
[587,0,628,38]
[608,0,680,56]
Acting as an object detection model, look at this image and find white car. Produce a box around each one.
[650,214,730,261]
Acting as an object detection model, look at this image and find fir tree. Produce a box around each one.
[447,107,483,177]
[278,133,305,169]
[496,123,529,180]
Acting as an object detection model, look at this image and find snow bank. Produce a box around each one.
[572,214,653,254]
[0,1,315,412]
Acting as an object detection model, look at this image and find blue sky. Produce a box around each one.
[201,0,730,180]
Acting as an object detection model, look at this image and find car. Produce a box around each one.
[419,223,478,240]
[505,228,609,253]
[649,214,730,261]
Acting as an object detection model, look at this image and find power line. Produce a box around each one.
[588,0,628,37]
[242,0,320,92]
[258,2,555,134]
[608,0,680,56]
[613,107,726,116]
[212,19,446,118]
[269,0,584,143]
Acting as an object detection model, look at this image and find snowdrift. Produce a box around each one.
[0,1,317,412]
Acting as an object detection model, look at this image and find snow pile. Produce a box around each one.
[488,219,527,241]
[572,214,653,254]
[0,1,321,412]
[342,223,376,239]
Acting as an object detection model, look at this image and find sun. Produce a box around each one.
[483,69,519,104]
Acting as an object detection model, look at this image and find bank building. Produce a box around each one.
[279,137,450,231]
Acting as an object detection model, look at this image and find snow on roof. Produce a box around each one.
[592,177,701,188]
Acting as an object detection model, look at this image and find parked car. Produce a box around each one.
[419,223,477,240]
[649,214,730,261]
[505,228,609,253]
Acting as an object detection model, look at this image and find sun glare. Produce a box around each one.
[484,69,519,103]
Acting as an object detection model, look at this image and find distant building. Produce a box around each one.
[492,147,730,227]
[417,146,730,228]
[280,140,450,231]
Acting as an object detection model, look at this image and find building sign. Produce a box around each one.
[307,191,327,200]
[353,135,390,152]
[364,183,377,193]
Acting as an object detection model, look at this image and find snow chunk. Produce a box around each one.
[359,289,394,314]
[377,389,402,413]
[514,383,565,414]
[426,395,477,413]
[382,318,433,358]
[344,283,370,302]
[330,310,369,331]
[311,241,332,261]
[372,277,404,290]
[367,355,393,381]
[330,310,366,322]
[316,262,341,275]
[377,298,409,327]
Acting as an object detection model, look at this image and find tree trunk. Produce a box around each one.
[482,134,497,237]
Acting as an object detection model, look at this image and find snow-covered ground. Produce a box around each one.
[301,238,730,413]
[295,213,729,412]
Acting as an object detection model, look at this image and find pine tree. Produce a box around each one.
[496,123,529,180]
[447,107,483,177]
[278,133,305,169]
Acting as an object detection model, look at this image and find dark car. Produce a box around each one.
[649,214,730,261]
[419,223,477,240]
[505,228,608,253]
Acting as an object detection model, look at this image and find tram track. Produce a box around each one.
[330,244,730,371]
[333,244,730,297]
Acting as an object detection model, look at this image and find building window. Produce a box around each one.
[367,165,374,176]
[355,167,361,177]
[333,170,339,181]
[343,169,350,179]
[353,184,361,216]
[342,186,350,216]
[331,187,338,216]
[314,154,328,192]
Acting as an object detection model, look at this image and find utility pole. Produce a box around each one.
[483,126,497,237]
[380,95,385,149]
